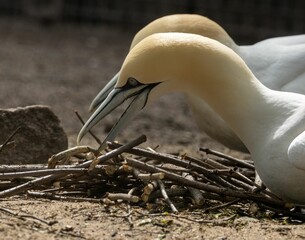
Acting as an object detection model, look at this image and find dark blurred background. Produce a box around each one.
[1,0,304,43]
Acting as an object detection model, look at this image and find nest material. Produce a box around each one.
[0,134,304,221]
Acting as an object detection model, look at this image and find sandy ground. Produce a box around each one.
[0,17,305,239]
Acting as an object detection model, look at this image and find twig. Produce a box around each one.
[48,145,98,168]
[142,180,158,202]
[182,173,205,206]
[0,164,49,172]
[0,142,15,152]
[27,191,114,204]
[0,168,91,180]
[200,148,255,170]
[183,155,225,170]
[0,127,21,153]
[105,193,139,203]
[75,111,102,146]
[157,179,178,213]
[148,188,188,201]
[204,199,241,212]
[137,172,165,181]
[0,206,57,226]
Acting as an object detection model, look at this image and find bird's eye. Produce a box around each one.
[127,77,139,87]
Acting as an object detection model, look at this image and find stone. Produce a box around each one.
[0,105,68,164]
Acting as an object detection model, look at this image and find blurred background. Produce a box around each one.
[1,0,304,43]
[0,0,304,150]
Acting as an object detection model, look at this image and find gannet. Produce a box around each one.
[89,14,305,152]
[78,33,305,204]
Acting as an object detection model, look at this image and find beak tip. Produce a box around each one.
[88,101,97,113]
[77,130,85,145]
[76,135,81,145]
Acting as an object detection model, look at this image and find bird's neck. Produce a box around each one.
[167,46,284,152]
[190,72,270,149]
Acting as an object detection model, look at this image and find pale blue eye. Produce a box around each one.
[128,78,139,87]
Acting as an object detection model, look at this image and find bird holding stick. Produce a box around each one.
[78,32,305,204]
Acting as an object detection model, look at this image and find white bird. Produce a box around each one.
[78,32,305,204]
[89,14,305,152]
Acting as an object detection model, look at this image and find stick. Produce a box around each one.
[200,148,255,170]
[48,145,98,168]
[105,193,139,203]
[204,199,241,212]
[157,179,178,213]
[182,173,205,206]
[0,168,90,179]
[0,206,57,226]
[75,111,102,146]
[27,191,109,203]
[148,188,188,201]
[0,164,49,172]
[0,127,21,153]
[0,142,15,152]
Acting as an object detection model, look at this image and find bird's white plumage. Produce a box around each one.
[288,130,305,171]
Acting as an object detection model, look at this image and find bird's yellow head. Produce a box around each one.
[130,14,235,50]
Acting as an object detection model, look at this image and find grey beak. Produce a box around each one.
[89,72,119,112]
[77,83,150,146]
[98,87,151,150]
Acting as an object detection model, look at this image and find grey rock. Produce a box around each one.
[0,105,68,164]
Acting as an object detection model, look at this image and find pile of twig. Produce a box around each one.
[0,134,304,221]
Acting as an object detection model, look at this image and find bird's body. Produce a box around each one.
[89,14,305,152]
[79,33,305,204]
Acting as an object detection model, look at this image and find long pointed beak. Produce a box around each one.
[89,72,119,112]
[98,87,151,150]
[77,83,151,145]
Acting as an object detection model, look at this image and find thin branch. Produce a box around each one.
[0,206,57,226]
[0,168,90,180]
[157,179,178,213]
[182,172,205,206]
[204,199,241,212]
[0,127,21,153]
[75,111,102,145]
[27,191,114,204]
[200,148,255,170]
[105,193,139,203]
[48,145,98,168]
